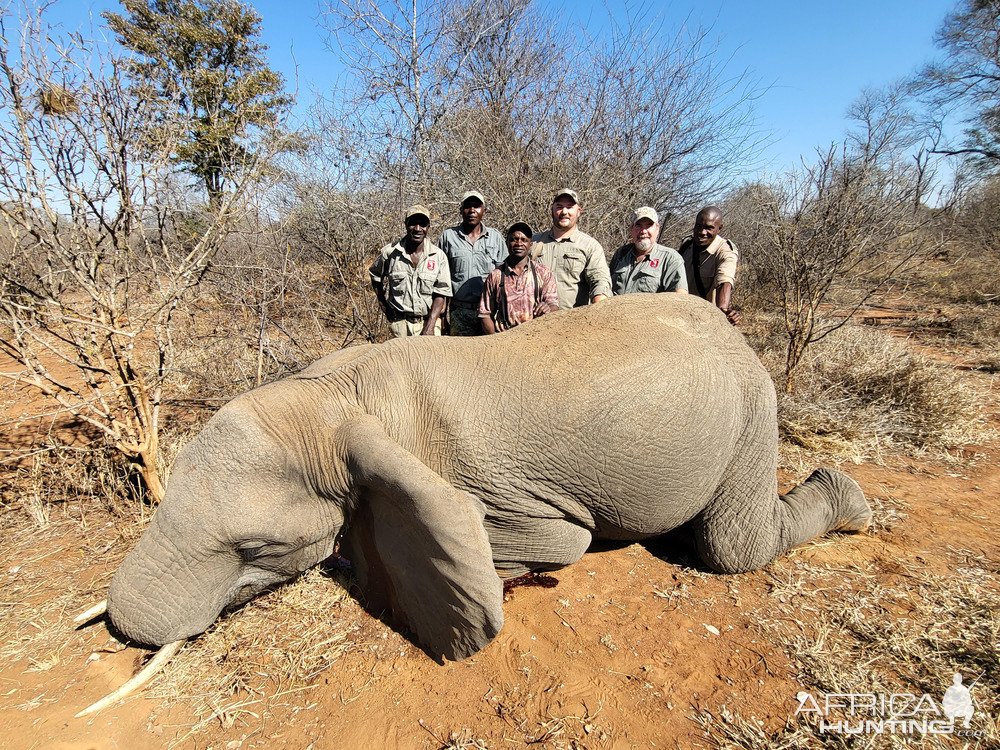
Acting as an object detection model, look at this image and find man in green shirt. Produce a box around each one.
[369,205,452,337]
[438,190,506,335]
[610,207,688,295]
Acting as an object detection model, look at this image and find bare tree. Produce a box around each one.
[316,0,764,246]
[728,88,949,392]
[0,6,283,502]
[912,0,1000,173]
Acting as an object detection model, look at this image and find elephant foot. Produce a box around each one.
[809,468,873,533]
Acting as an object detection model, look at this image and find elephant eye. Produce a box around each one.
[236,541,290,562]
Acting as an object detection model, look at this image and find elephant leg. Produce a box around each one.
[338,415,503,661]
[485,514,593,577]
[694,465,871,574]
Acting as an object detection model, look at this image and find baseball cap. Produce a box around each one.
[506,221,533,237]
[460,190,486,206]
[404,204,431,223]
[632,206,659,224]
[552,188,579,205]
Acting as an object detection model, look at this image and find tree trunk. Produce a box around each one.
[137,446,165,505]
[784,333,808,394]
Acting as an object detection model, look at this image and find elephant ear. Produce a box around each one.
[339,416,503,661]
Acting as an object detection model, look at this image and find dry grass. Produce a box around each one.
[148,566,365,747]
[0,504,371,745]
[0,510,140,675]
[944,305,1000,373]
[696,551,1000,748]
[906,256,1000,306]
[744,320,990,463]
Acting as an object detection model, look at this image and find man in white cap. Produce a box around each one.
[438,190,506,335]
[369,204,452,337]
[678,205,740,324]
[532,189,612,309]
[609,207,687,295]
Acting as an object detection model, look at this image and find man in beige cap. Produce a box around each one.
[532,189,612,309]
[369,204,452,337]
[610,207,687,295]
[438,190,506,335]
[678,206,740,324]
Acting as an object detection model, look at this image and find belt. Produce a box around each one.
[389,311,426,323]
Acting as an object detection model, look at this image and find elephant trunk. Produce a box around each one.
[106,520,243,646]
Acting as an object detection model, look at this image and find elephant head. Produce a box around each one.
[107,403,344,645]
[105,396,504,662]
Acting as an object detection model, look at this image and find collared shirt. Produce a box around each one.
[369,239,452,317]
[479,258,558,330]
[609,242,688,295]
[678,235,739,303]
[531,228,613,309]
[438,224,506,307]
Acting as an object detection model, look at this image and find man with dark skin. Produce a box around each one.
[678,206,741,325]
[480,222,558,334]
[369,205,452,337]
[439,190,505,336]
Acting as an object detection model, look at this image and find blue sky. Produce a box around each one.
[50,0,957,176]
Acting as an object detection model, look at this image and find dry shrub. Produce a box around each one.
[0,443,137,523]
[906,254,1000,305]
[772,324,985,459]
[946,305,1000,372]
[0,416,204,530]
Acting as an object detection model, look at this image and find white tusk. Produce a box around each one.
[73,600,108,625]
[75,639,184,718]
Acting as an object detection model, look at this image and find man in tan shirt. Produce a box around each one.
[678,206,740,325]
[532,189,612,309]
[369,204,452,337]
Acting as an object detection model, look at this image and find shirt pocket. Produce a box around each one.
[560,250,586,280]
[449,248,473,280]
[388,267,411,294]
[634,266,660,292]
[417,270,437,295]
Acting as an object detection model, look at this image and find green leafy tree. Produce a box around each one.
[104,0,292,205]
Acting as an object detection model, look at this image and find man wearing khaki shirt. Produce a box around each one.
[678,205,741,325]
[532,189,612,309]
[369,204,452,337]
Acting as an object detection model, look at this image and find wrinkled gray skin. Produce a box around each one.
[107,294,871,661]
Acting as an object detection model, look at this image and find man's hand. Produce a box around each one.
[723,307,742,326]
[533,301,557,317]
[421,294,448,335]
